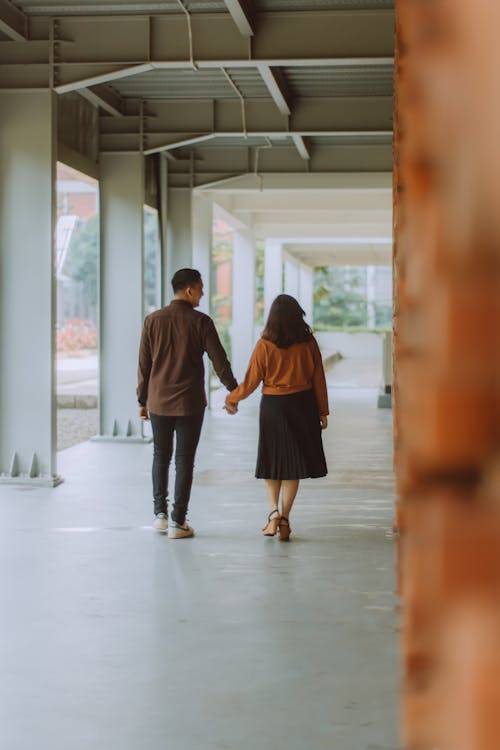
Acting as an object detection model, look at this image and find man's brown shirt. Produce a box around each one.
[137,300,237,416]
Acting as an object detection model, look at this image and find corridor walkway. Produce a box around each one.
[0,363,399,750]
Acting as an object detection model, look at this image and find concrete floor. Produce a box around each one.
[0,363,399,750]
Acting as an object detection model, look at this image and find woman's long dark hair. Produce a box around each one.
[262,294,313,349]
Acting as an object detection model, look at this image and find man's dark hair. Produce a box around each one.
[171,268,202,293]
[262,294,313,349]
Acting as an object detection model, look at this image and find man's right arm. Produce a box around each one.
[137,319,152,408]
[203,317,238,391]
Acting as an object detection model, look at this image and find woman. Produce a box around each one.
[225,294,329,541]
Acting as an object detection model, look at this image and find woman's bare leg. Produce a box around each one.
[281,480,299,519]
[264,479,281,513]
[262,479,282,535]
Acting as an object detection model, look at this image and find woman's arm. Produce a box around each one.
[225,340,266,407]
[311,338,330,419]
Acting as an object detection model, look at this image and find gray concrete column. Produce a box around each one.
[192,194,212,316]
[163,188,214,401]
[0,92,60,486]
[377,331,393,409]
[284,254,300,298]
[231,229,256,379]
[96,153,148,442]
[159,154,169,306]
[299,263,314,326]
[264,239,283,318]
[165,189,192,300]
[164,189,212,310]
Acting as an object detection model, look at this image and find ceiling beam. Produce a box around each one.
[252,210,391,225]
[55,64,154,95]
[0,11,393,90]
[99,97,393,144]
[258,65,291,116]
[102,130,392,156]
[223,0,255,37]
[291,134,310,160]
[0,0,27,41]
[213,197,252,230]
[48,57,394,96]
[253,222,392,239]
[195,172,393,192]
[143,133,215,155]
[79,84,124,117]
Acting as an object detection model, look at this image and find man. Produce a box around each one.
[137,268,238,539]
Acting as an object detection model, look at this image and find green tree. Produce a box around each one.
[211,222,233,359]
[313,266,368,328]
[64,214,99,317]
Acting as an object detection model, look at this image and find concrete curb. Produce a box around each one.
[57,395,97,409]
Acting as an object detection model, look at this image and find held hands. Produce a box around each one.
[139,406,149,421]
[320,415,328,430]
[224,399,238,415]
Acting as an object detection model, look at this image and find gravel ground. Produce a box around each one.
[57,408,98,451]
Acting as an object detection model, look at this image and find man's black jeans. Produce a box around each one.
[149,412,204,524]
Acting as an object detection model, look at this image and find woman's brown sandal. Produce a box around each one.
[262,509,280,536]
[278,517,291,541]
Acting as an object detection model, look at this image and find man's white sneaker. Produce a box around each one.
[167,521,195,539]
[153,513,168,532]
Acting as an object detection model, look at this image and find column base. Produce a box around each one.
[0,474,63,487]
[91,435,152,444]
[377,385,392,409]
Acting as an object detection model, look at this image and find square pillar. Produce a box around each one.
[299,263,314,326]
[163,188,214,400]
[192,193,212,316]
[264,239,283,318]
[165,189,192,300]
[97,153,147,442]
[231,229,256,379]
[0,92,61,486]
[284,254,300,298]
[159,154,169,306]
[164,189,212,312]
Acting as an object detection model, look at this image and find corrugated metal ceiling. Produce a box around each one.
[176,134,291,150]
[310,133,392,146]
[106,65,393,101]
[285,65,393,98]
[109,68,268,99]
[256,0,393,9]
[13,0,226,14]
[110,70,234,99]
[14,0,393,13]
[226,69,269,98]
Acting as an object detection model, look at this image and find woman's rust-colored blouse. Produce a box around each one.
[227,336,329,416]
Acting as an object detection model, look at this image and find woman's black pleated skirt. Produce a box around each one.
[255,389,328,480]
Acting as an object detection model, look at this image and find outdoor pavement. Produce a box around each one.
[57,352,98,396]
[1,360,399,750]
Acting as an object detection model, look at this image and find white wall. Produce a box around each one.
[314,331,385,361]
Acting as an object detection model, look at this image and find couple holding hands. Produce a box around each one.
[137,268,329,541]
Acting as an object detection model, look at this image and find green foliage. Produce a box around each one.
[314,266,369,328]
[211,222,233,360]
[374,301,392,328]
[63,214,99,315]
[214,318,232,360]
